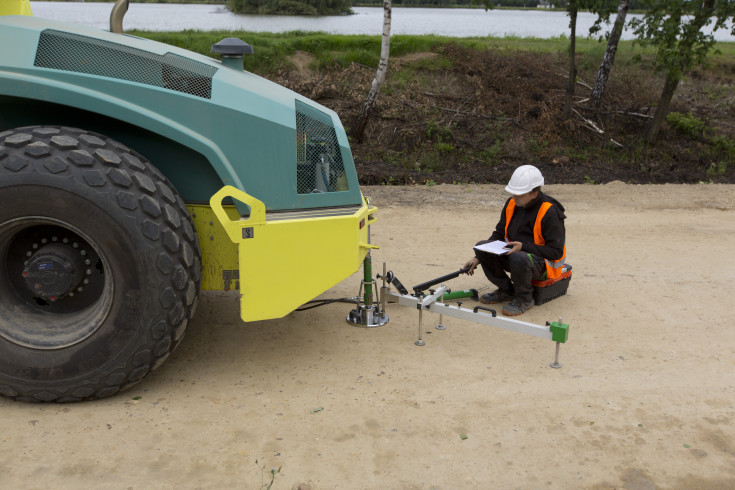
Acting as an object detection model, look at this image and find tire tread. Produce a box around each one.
[0,126,202,402]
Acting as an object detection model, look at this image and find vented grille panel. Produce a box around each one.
[34,30,216,99]
[295,100,348,195]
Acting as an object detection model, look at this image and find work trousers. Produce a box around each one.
[474,240,546,303]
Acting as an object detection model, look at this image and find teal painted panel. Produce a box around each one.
[0,15,363,211]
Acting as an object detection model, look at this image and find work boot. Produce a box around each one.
[479,289,513,304]
[502,297,534,316]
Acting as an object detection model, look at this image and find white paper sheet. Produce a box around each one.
[473,240,511,255]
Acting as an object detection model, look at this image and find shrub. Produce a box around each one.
[666,112,707,139]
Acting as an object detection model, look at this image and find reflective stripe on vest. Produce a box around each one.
[504,198,566,279]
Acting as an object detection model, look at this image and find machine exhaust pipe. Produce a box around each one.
[110,0,129,34]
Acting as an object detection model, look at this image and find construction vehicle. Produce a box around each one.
[0,1,376,402]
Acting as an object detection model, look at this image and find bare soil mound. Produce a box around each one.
[277,44,735,185]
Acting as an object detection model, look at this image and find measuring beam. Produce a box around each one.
[374,264,569,366]
[388,290,562,341]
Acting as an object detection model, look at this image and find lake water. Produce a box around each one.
[28,2,735,41]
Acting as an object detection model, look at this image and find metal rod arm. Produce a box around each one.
[412,265,471,294]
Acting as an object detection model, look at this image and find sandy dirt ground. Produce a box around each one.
[2,183,735,489]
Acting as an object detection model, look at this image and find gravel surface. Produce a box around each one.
[2,183,734,489]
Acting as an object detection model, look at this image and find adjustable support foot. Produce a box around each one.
[415,308,425,346]
[548,317,568,368]
[550,342,562,369]
[435,313,446,330]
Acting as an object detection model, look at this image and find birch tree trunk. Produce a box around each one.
[590,0,629,107]
[644,73,679,141]
[643,0,716,140]
[562,1,578,118]
[350,0,392,142]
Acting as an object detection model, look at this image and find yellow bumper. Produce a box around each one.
[208,186,377,322]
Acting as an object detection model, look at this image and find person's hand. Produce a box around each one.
[505,241,522,254]
[463,257,479,275]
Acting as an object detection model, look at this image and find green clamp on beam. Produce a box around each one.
[440,289,477,301]
[549,320,569,343]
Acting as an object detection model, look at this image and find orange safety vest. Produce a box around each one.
[504,198,567,279]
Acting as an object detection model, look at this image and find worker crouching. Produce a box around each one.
[464,165,567,316]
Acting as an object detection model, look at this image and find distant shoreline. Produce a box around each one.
[29,0,611,13]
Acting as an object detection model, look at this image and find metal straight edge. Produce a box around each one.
[387,291,553,341]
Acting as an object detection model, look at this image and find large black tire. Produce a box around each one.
[0,126,201,402]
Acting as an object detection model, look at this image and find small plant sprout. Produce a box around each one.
[255,459,282,490]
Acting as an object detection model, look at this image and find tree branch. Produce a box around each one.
[572,108,605,134]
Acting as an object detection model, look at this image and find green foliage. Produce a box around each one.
[712,136,735,166]
[353,0,583,6]
[390,35,448,57]
[707,161,729,177]
[425,120,453,142]
[527,137,549,156]
[435,142,455,153]
[479,140,504,163]
[666,112,707,139]
[629,0,735,81]
[228,0,351,15]
[664,114,734,176]
[706,140,733,177]
[131,29,687,77]
[425,120,440,139]
[627,0,735,139]
[426,120,456,159]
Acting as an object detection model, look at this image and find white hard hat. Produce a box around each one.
[505,165,544,194]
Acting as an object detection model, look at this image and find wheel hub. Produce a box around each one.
[23,243,85,302]
[0,219,112,349]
